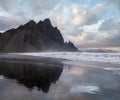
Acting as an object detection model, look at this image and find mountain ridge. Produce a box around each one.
[0,18,79,52]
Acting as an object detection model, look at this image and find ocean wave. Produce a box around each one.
[19,52,120,64]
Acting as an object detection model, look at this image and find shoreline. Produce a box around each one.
[0,53,120,75]
[0,54,62,66]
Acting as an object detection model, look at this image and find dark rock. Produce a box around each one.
[64,41,79,51]
[37,18,64,45]
[0,18,79,52]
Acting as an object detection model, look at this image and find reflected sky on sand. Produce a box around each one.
[0,61,120,100]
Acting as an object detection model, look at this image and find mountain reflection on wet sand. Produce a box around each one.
[0,60,120,100]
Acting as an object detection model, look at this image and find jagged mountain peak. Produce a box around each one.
[43,18,51,24]
[24,20,36,28]
[27,20,36,24]
[37,18,53,30]
[0,18,79,52]
[37,18,51,24]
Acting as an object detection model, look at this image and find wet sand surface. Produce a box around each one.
[0,54,120,100]
[0,54,62,66]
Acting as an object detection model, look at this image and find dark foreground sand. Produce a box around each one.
[0,53,62,66]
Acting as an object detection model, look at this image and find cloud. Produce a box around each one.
[0,0,120,49]
[67,31,98,47]
[0,7,28,31]
[71,3,87,16]
[94,32,120,48]
[0,0,18,11]
[96,18,120,48]
[73,4,104,26]
[104,0,120,10]
[28,0,60,14]
[68,32,120,48]
[68,18,120,48]
[99,18,120,32]
[0,1,106,32]
[0,16,26,31]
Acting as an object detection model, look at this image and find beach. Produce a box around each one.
[0,52,120,100]
[0,53,62,65]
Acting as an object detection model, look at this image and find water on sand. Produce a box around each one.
[0,53,120,100]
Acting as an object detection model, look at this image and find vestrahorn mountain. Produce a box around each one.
[0,18,79,52]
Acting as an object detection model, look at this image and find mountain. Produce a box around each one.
[0,18,79,52]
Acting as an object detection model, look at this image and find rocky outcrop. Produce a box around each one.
[0,18,79,52]
[65,41,79,51]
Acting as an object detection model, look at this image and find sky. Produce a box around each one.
[0,0,120,50]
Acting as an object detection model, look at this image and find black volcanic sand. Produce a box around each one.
[0,53,62,65]
[0,54,120,100]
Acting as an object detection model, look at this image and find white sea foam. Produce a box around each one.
[9,52,120,74]
[19,52,120,64]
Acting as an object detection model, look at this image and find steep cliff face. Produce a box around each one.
[0,19,79,52]
[37,19,64,45]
